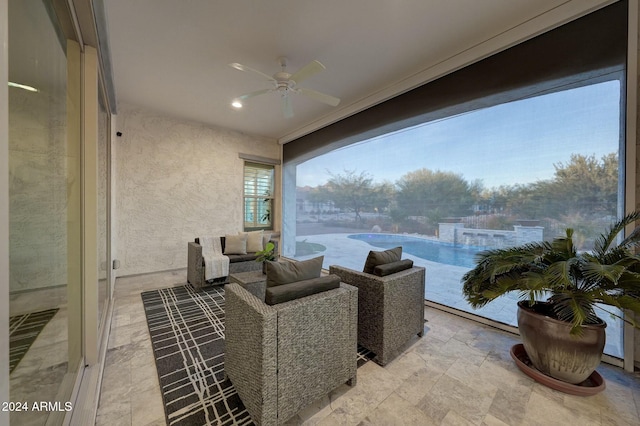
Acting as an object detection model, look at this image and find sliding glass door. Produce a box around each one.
[8,0,83,424]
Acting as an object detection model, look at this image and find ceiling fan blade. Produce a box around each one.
[298,87,341,107]
[229,62,275,82]
[289,60,325,85]
[236,88,272,101]
[282,94,294,118]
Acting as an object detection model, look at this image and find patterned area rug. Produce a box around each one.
[141,284,373,426]
[9,308,59,373]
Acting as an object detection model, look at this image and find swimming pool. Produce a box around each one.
[348,233,486,268]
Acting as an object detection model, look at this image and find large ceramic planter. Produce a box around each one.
[517,301,606,384]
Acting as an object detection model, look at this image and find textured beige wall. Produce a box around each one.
[114,104,279,276]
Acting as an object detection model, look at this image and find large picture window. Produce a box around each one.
[244,162,274,231]
[282,2,627,360]
[290,80,623,358]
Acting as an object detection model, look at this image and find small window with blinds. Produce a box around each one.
[244,162,275,230]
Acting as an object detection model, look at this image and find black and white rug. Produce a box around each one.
[9,308,59,373]
[141,284,373,426]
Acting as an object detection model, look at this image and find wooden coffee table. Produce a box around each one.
[229,270,267,300]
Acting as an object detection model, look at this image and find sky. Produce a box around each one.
[296,80,621,190]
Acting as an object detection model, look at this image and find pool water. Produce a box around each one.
[348,233,486,268]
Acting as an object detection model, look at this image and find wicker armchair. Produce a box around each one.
[329,264,425,366]
[224,282,358,426]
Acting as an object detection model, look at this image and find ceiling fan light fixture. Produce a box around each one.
[231,99,243,109]
[229,57,340,118]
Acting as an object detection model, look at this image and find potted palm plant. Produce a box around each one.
[462,212,640,386]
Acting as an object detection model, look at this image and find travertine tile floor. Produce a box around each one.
[96,270,640,425]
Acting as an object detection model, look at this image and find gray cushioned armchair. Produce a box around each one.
[329,264,426,366]
[224,281,358,426]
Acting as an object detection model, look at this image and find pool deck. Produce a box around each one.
[292,232,623,358]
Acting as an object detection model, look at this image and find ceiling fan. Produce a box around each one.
[229,57,340,118]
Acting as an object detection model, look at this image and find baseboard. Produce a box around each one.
[117,266,186,279]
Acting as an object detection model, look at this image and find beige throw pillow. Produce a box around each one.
[224,233,248,255]
[262,232,272,250]
[240,230,264,253]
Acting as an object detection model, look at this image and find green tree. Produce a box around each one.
[479,185,513,214]
[307,184,331,210]
[318,170,392,222]
[548,153,618,218]
[493,153,618,223]
[395,168,477,225]
[370,181,396,214]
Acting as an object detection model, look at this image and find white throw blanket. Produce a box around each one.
[201,236,229,280]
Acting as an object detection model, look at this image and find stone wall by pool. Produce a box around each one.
[438,222,543,248]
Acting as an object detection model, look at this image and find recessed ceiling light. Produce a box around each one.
[8,81,38,92]
[231,100,243,109]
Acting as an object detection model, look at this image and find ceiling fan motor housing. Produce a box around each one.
[230,56,340,115]
[274,71,294,91]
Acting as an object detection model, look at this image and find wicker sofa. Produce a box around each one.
[224,281,358,426]
[187,236,278,290]
[329,263,425,366]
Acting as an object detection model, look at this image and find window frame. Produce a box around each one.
[280,1,630,365]
[243,161,275,231]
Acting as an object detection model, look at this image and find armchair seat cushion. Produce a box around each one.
[265,274,341,305]
[227,253,259,263]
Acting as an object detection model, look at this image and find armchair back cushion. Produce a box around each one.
[363,246,402,274]
[373,259,414,277]
[265,256,323,287]
[265,274,341,305]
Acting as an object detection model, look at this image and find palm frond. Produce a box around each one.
[616,271,640,295]
[580,262,625,287]
[594,211,640,257]
[549,292,598,335]
[545,260,577,289]
[593,304,640,330]
[599,292,640,313]
[550,229,576,259]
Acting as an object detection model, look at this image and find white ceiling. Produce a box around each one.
[102,0,610,142]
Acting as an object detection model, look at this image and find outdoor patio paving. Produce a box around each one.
[291,231,624,359]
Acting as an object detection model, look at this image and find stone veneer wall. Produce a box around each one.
[438,222,544,247]
[9,88,67,292]
[114,104,279,276]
